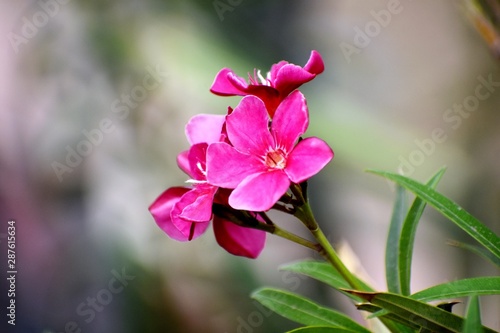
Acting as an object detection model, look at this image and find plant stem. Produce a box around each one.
[291,184,364,291]
[273,225,320,252]
[250,213,320,252]
[212,204,319,252]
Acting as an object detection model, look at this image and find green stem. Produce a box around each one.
[250,212,320,252]
[291,184,364,291]
[273,225,319,252]
[212,204,318,252]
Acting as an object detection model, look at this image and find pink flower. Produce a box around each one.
[210,50,324,117]
[206,91,333,211]
[149,185,266,258]
[149,114,266,258]
[150,143,216,242]
[149,186,211,241]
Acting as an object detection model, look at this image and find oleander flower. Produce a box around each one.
[149,183,265,258]
[150,143,216,241]
[149,114,266,258]
[206,91,333,211]
[210,50,324,117]
[149,185,211,241]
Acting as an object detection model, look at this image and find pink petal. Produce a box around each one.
[177,184,217,222]
[206,142,266,188]
[229,170,290,211]
[210,68,248,96]
[176,150,191,177]
[285,137,334,183]
[269,60,289,83]
[273,64,316,97]
[244,86,280,117]
[149,187,198,241]
[185,113,226,145]
[170,186,214,239]
[187,143,208,181]
[226,95,274,155]
[303,50,325,75]
[271,91,309,152]
[213,217,266,258]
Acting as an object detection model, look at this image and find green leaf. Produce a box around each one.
[447,240,500,267]
[386,185,407,294]
[286,326,358,333]
[411,277,500,302]
[462,295,482,333]
[342,290,498,333]
[367,170,500,261]
[399,168,446,295]
[279,261,373,302]
[356,303,419,332]
[280,261,414,333]
[251,288,371,333]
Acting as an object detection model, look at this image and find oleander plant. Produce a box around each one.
[149,51,500,333]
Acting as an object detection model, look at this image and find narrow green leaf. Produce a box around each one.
[286,326,357,333]
[399,168,446,295]
[356,303,419,331]
[280,261,414,333]
[462,295,482,333]
[447,240,500,267]
[368,170,500,260]
[386,185,407,294]
[251,288,371,333]
[342,290,497,333]
[280,260,373,300]
[411,277,500,302]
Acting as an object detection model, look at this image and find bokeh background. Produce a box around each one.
[1,0,499,332]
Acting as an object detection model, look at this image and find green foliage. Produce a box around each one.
[343,291,497,333]
[286,327,359,333]
[251,169,500,332]
[251,288,371,333]
[462,295,483,333]
[398,168,446,295]
[385,184,407,294]
[368,170,500,260]
[411,277,500,302]
[280,261,373,301]
[447,240,500,267]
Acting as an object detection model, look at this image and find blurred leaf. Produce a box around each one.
[286,326,358,333]
[399,168,446,295]
[251,288,371,333]
[386,185,407,294]
[367,170,500,260]
[464,0,500,58]
[342,290,497,333]
[410,277,500,302]
[447,239,500,267]
[462,295,483,333]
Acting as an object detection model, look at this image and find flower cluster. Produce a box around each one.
[149,51,333,258]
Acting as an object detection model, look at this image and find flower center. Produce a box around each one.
[248,69,271,86]
[265,149,286,169]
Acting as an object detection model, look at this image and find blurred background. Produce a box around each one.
[0,0,499,332]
